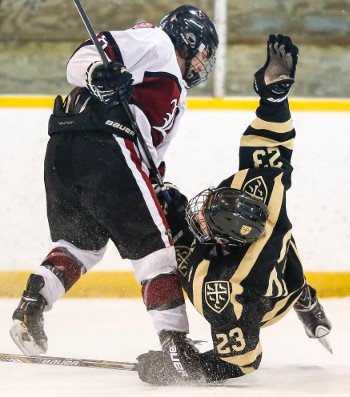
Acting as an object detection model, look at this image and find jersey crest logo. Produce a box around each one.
[205,281,231,313]
[132,22,156,29]
[243,176,268,203]
[153,99,178,137]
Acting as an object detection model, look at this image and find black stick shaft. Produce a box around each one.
[0,352,137,371]
[72,0,170,200]
[73,0,108,67]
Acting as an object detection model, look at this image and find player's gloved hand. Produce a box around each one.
[149,161,166,185]
[154,182,188,223]
[155,182,193,253]
[86,60,134,105]
[253,34,298,105]
[137,331,207,386]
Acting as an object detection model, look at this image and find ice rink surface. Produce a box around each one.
[0,297,349,397]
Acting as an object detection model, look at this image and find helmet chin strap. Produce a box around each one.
[184,54,193,80]
[184,57,200,88]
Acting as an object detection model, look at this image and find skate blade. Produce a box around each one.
[10,320,47,356]
[315,325,333,354]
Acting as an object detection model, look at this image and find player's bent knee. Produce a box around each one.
[142,273,185,311]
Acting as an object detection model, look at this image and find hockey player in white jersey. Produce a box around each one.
[10,5,219,368]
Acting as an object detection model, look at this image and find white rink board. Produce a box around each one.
[1,107,349,271]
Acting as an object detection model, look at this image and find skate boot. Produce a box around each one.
[10,274,48,355]
[294,283,332,353]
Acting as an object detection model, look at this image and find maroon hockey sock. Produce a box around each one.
[40,248,83,291]
[142,273,185,311]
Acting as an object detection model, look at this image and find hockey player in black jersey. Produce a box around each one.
[10,6,218,358]
[137,34,332,385]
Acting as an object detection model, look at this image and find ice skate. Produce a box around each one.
[294,284,333,354]
[10,274,48,355]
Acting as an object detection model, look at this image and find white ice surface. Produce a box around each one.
[0,297,349,397]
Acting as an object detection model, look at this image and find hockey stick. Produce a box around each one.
[73,0,170,202]
[0,352,137,371]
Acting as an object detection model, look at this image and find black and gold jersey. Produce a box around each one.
[176,100,305,380]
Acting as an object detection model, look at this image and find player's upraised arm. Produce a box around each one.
[239,34,299,184]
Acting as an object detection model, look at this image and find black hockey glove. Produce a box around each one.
[137,331,207,386]
[86,60,134,105]
[154,182,188,227]
[253,34,299,105]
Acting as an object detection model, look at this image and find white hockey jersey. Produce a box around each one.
[66,22,187,169]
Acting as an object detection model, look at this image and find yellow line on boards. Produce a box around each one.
[0,96,55,108]
[0,271,141,298]
[0,271,349,298]
[0,96,350,111]
[188,97,350,111]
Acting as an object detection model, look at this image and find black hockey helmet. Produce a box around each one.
[186,187,269,246]
[160,5,219,88]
